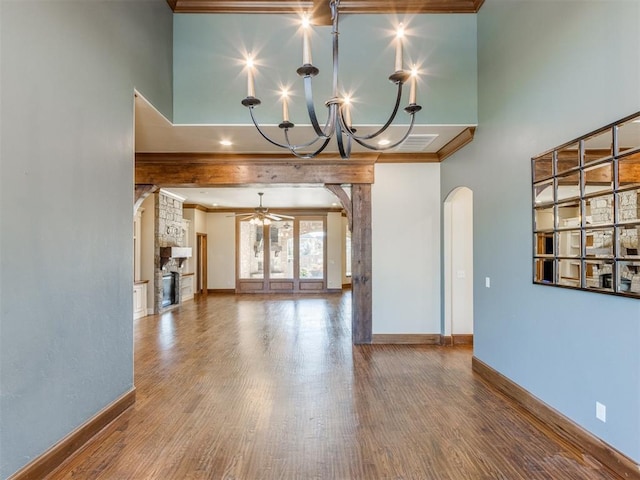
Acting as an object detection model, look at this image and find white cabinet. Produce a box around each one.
[181,273,194,302]
[133,281,148,319]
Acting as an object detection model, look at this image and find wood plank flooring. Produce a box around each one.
[47,293,619,479]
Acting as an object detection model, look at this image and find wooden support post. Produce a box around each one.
[351,184,372,344]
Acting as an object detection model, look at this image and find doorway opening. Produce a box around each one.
[443,186,474,345]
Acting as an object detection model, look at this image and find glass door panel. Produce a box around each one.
[269,221,294,279]
[299,220,325,279]
[237,216,327,293]
[239,221,264,279]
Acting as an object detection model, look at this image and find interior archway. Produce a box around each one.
[443,186,474,344]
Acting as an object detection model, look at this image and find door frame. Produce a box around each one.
[235,216,327,293]
[443,186,474,345]
[196,233,208,296]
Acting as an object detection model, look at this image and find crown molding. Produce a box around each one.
[167,0,485,14]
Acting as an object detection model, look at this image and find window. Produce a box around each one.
[531,111,640,297]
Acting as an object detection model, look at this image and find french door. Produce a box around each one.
[236,216,326,293]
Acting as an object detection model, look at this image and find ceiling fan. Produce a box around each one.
[229,192,295,225]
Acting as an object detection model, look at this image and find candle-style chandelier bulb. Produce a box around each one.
[240,0,422,159]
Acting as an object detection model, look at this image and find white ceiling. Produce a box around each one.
[134,93,471,155]
[134,90,477,209]
[163,185,346,209]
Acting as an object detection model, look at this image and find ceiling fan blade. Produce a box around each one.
[265,214,282,221]
[227,213,254,218]
[273,213,295,220]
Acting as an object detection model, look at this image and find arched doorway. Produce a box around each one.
[443,187,474,344]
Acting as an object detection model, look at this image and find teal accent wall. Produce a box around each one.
[441,0,640,461]
[173,13,477,125]
[0,1,173,477]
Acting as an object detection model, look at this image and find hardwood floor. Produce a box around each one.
[48,293,618,479]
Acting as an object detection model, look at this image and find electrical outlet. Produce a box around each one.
[485,277,491,288]
[596,401,606,422]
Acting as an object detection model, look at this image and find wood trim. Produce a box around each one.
[441,334,474,346]
[196,233,208,296]
[183,203,209,212]
[8,389,136,480]
[312,0,332,25]
[372,334,441,344]
[371,334,473,345]
[437,126,476,162]
[204,207,341,215]
[168,0,485,14]
[135,153,375,186]
[208,288,235,293]
[472,357,640,480]
[375,152,441,163]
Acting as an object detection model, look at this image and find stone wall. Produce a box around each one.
[587,191,639,289]
[154,191,186,313]
[588,191,639,251]
[619,191,639,251]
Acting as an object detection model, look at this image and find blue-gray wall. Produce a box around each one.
[0,1,173,477]
[441,0,640,461]
[173,13,477,125]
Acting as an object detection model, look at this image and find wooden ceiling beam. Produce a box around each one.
[136,153,375,186]
[168,0,484,15]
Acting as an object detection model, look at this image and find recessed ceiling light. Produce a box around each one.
[378,139,391,146]
[212,203,219,207]
[332,202,339,206]
[220,140,232,146]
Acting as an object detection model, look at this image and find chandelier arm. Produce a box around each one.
[341,82,404,141]
[248,107,294,149]
[303,75,334,138]
[283,129,332,159]
[335,119,352,160]
[281,126,330,150]
[351,114,418,151]
[282,127,327,152]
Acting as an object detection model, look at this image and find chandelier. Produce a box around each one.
[241,0,422,159]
